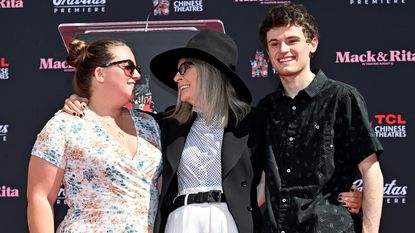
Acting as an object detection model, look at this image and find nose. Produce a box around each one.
[280,42,290,52]
[173,73,182,83]
[132,70,141,81]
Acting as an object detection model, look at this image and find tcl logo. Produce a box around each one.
[374,114,406,125]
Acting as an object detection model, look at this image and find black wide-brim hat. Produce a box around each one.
[150,29,252,104]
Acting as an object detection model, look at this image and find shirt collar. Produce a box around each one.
[303,69,327,98]
[275,69,327,99]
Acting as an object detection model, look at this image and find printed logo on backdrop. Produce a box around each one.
[0,0,23,8]
[153,0,170,15]
[234,0,290,5]
[0,124,8,142]
[0,185,19,198]
[132,76,155,113]
[153,0,203,15]
[350,0,405,5]
[0,57,11,80]
[354,179,407,204]
[335,50,415,66]
[53,0,106,14]
[250,50,269,78]
[0,57,10,80]
[371,114,406,138]
[39,58,75,72]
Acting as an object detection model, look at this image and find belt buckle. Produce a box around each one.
[206,190,221,203]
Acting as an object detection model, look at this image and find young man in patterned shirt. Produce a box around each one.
[257,4,384,233]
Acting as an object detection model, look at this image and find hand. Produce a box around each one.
[338,184,362,214]
[56,94,88,117]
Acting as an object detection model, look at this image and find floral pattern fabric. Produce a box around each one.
[31,108,162,233]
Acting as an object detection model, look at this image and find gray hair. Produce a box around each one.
[169,58,250,127]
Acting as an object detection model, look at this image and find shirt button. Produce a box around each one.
[281,231,286,233]
[288,137,294,142]
[286,168,291,173]
[282,198,287,203]
[246,205,253,211]
[291,106,296,110]
[241,181,247,188]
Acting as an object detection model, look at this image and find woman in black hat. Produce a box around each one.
[150,29,266,233]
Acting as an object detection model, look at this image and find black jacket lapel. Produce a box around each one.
[165,113,197,174]
[221,113,252,178]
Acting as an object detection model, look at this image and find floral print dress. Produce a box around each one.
[31,108,162,233]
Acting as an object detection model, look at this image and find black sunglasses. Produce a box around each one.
[99,59,141,76]
[177,61,194,76]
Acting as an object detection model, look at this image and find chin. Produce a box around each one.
[277,68,299,77]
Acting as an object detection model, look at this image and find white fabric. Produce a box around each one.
[165,202,239,233]
[177,113,224,195]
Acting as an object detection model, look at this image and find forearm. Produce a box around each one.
[361,161,384,233]
[27,196,55,233]
[257,172,266,207]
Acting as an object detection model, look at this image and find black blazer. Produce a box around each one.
[154,107,267,233]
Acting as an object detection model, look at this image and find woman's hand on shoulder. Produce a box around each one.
[56,94,88,117]
[338,184,362,214]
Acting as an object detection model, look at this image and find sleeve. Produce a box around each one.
[133,110,162,150]
[151,116,162,151]
[339,87,383,163]
[31,115,67,169]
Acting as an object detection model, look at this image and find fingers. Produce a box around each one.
[61,94,87,117]
[339,195,361,209]
[348,207,360,214]
[350,184,358,192]
[338,184,362,214]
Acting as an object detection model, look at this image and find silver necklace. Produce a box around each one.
[90,108,125,139]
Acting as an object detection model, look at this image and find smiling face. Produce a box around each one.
[266,24,318,80]
[100,45,141,102]
[174,58,199,106]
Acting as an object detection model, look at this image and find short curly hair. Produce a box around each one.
[259,3,319,47]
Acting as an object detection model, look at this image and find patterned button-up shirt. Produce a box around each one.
[257,69,383,233]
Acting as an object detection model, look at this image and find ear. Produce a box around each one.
[309,37,319,53]
[93,67,105,83]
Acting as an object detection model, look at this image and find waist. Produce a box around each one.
[172,190,226,211]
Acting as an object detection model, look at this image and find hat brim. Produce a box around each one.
[150,47,252,104]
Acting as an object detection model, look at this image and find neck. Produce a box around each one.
[280,69,315,98]
[88,96,124,119]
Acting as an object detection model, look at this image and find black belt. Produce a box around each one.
[172,190,226,211]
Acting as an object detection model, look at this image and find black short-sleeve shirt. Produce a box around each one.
[257,69,383,233]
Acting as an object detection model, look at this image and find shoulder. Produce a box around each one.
[244,107,267,124]
[232,107,267,134]
[43,112,80,130]
[324,76,361,97]
[257,91,279,109]
[131,109,158,124]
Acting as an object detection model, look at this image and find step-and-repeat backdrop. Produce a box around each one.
[0,0,413,232]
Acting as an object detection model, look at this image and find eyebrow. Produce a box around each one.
[268,35,302,43]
